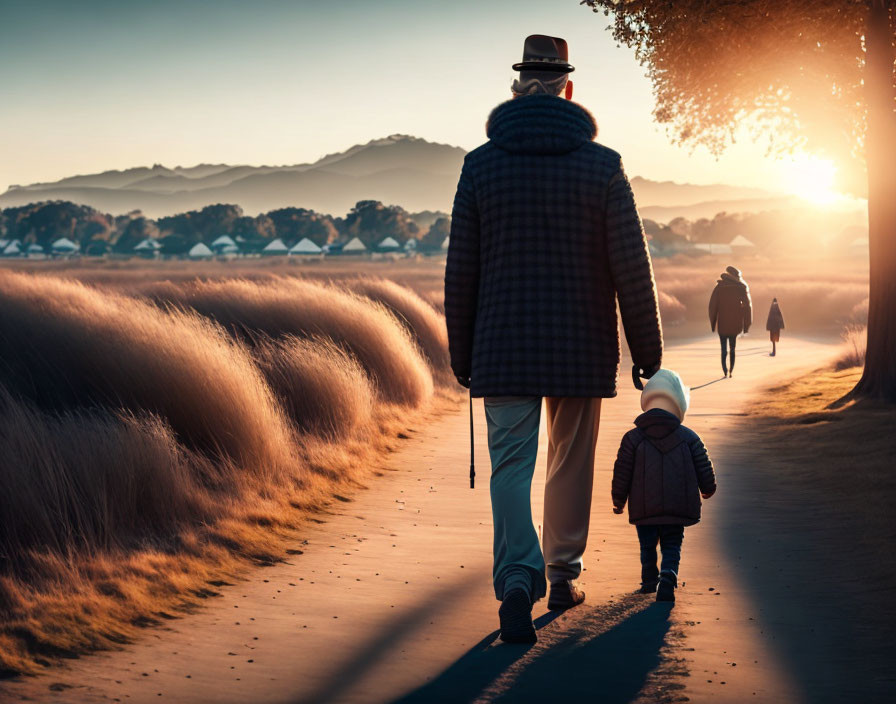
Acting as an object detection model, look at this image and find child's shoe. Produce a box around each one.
[656,571,677,603]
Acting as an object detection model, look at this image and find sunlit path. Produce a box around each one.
[0,336,839,704]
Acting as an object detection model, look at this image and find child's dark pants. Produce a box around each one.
[636,525,684,586]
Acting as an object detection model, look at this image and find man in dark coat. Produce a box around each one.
[708,265,752,377]
[444,34,663,643]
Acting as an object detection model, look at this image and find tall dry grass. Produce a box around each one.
[143,277,434,407]
[0,391,214,559]
[0,270,448,675]
[657,290,687,326]
[0,273,295,482]
[253,335,374,439]
[345,277,452,384]
[10,255,867,343]
[835,325,867,370]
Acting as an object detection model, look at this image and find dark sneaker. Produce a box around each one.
[548,580,586,611]
[499,589,536,644]
[656,572,676,603]
[639,580,658,594]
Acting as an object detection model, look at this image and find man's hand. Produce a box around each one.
[631,362,661,390]
[455,375,471,389]
[612,505,624,514]
[701,491,715,500]
[642,362,661,379]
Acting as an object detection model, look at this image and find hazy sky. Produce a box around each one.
[0,0,822,194]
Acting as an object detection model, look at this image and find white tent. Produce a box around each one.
[377,236,401,251]
[211,235,237,248]
[694,243,733,255]
[440,236,450,250]
[262,238,288,255]
[2,240,22,256]
[188,242,213,259]
[343,237,367,253]
[51,237,80,253]
[219,244,240,254]
[729,235,756,248]
[27,243,45,254]
[289,237,323,255]
[404,238,417,251]
[134,238,161,251]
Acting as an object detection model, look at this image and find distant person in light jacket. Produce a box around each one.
[708,266,752,378]
[445,34,663,644]
[766,298,785,357]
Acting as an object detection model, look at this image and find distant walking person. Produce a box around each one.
[611,370,717,603]
[766,298,785,356]
[708,265,752,378]
[445,34,663,643]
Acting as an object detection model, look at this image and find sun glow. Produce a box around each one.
[780,154,840,205]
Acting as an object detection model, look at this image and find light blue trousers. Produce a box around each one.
[485,396,601,602]
[485,396,546,602]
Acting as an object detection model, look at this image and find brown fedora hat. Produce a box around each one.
[512,34,574,73]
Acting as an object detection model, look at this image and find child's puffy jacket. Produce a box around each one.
[612,409,716,526]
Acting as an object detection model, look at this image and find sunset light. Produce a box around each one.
[1,2,894,703]
[781,154,840,205]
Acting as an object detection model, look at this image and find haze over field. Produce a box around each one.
[1,134,809,221]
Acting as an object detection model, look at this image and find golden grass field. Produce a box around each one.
[0,253,872,675]
[0,264,456,675]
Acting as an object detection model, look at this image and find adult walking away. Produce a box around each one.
[708,265,752,378]
[444,34,663,644]
[766,297,785,357]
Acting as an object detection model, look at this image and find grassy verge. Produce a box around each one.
[747,364,894,550]
[0,270,456,675]
[0,254,871,342]
[720,361,896,697]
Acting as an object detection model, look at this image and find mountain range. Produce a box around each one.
[1,135,798,221]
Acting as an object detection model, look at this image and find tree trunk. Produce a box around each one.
[853,0,896,401]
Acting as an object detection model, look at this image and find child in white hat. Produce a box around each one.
[611,369,717,602]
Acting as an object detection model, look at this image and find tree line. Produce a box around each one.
[0,200,452,254]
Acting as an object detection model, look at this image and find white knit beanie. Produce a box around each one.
[640,368,690,420]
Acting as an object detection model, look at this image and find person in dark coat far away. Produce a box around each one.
[445,34,663,643]
[612,369,717,603]
[766,297,785,357]
[708,265,752,378]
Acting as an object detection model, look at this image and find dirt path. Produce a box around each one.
[1,336,839,704]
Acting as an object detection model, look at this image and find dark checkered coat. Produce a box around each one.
[444,94,663,398]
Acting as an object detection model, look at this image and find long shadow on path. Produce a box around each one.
[394,597,672,703]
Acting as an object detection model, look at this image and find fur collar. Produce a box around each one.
[486,94,597,156]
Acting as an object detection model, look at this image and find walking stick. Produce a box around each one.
[469,391,475,489]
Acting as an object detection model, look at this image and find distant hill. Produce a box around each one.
[640,196,804,223]
[628,177,774,209]
[1,135,790,220]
